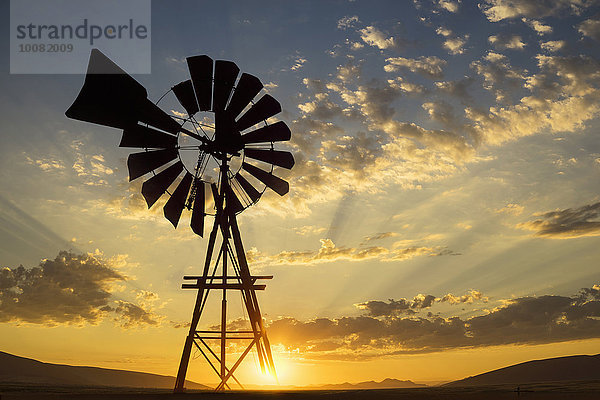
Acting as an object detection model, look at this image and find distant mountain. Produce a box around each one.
[314,378,426,389]
[0,351,208,390]
[446,354,600,387]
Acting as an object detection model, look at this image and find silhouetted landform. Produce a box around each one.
[311,378,426,389]
[2,381,600,400]
[446,354,600,387]
[0,351,207,390]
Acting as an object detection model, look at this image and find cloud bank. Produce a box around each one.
[266,285,600,359]
[0,251,159,327]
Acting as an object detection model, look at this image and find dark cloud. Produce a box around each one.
[112,300,160,328]
[362,232,398,243]
[357,295,436,317]
[435,78,475,102]
[266,286,600,359]
[356,290,485,317]
[518,202,600,238]
[0,250,159,327]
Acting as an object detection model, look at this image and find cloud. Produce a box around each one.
[578,17,600,41]
[495,203,525,216]
[443,36,469,55]
[359,26,401,50]
[468,54,600,144]
[522,18,553,35]
[0,251,123,324]
[387,77,426,94]
[356,296,436,317]
[362,232,398,243]
[266,285,600,359]
[434,25,469,55]
[70,140,114,186]
[111,300,160,328]
[337,16,359,30]
[435,78,475,101]
[25,156,65,172]
[518,202,600,238]
[541,40,566,52]
[480,0,597,22]
[471,51,526,103]
[297,93,344,120]
[294,225,327,236]
[356,289,486,317]
[246,238,451,267]
[0,250,159,327]
[377,120,475,161]
[436,27,452,37]
[291,56,307,71]
[436,0,461,13]
[488,33,526,50]
[385,56,446,79]
[422,101,460,128]
[440,290,487,304]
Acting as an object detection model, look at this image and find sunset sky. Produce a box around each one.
[1,0,600,387]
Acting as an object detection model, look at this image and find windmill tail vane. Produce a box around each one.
[66,49,293,391]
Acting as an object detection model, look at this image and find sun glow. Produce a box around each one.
[250,345,297,387]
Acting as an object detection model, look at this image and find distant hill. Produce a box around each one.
[313,378,426,390]
[0,351,208,390]
[446,354,600,387]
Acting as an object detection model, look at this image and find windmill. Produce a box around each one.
[66,49,293,392]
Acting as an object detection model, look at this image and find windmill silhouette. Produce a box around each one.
[66,49,293,391]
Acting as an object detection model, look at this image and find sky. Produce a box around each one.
[1,0,600,388]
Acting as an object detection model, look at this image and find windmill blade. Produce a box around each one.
[242,121,291,144]
[226,73,263,119]
[242,162,289,196]
[127,149,178,181]
[187,55,213,111]
[172,80,199,116]
[137,99,182,135]
[235,173,261,204]
[235,95,281,132]
[141,161,184,208]
[164,172,193,228]
[213,60,239,112]
[190,180,205,237]
[214,110,241,149]
[120,125,177,148]
[245,149,295,169]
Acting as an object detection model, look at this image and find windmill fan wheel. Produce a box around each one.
[66,50,294,237]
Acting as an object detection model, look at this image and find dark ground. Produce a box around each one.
[1,381,600,400]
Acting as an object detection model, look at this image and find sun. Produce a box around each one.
[249,345,297,388]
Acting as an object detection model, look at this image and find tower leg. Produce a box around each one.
[229,210,277,378]
[174,214,220,393]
